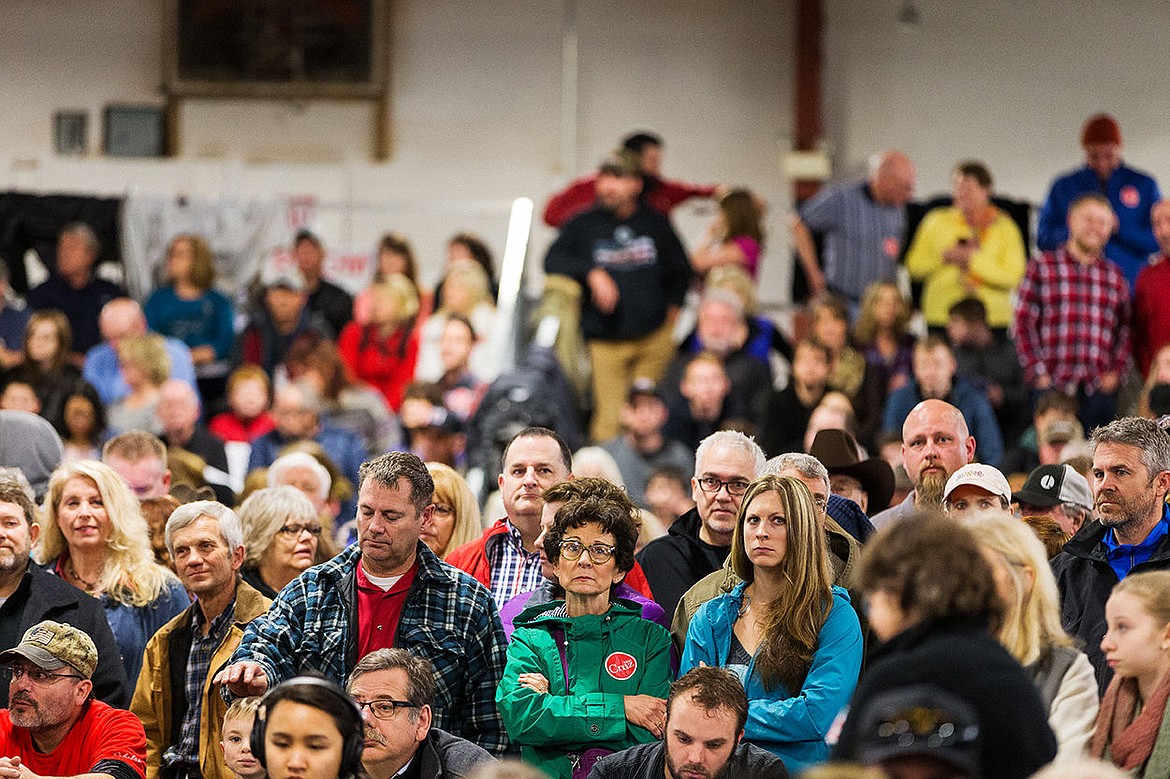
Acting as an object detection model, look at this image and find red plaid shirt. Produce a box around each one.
[1013,246,1131,391]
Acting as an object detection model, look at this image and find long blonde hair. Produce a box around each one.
[730,475,833,693]
[36,460,178,607]
[958,512,1073,665]
[425,462,482,557]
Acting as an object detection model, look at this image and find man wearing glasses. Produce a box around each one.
[636,430,766,620]
[130,501,270,779]
[346,648,493,779]
[0,620,146,779]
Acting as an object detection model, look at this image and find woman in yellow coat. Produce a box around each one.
[906,160,1027,331]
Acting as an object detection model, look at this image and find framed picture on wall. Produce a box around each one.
[53,111,88,156]
[104,105,165,157]
[163,0,388,99]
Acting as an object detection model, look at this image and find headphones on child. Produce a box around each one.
[249,675,366,779]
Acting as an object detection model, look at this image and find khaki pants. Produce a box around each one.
[587,320,675,442]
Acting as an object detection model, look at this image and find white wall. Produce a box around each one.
[823,0,1170,205]
[0,0,794,298]
[6,0,1169,308]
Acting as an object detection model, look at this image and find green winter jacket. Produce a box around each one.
[496,598,672,779]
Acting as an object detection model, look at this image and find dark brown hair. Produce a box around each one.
[543,495,639,575]
[667,666,748,735]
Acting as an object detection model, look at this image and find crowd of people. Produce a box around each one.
[1,118,1170,779]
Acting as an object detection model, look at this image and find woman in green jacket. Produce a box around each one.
[497,492,672,779]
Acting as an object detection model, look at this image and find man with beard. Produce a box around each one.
[0,480,127,708]
[0,620,146,779]
[1053,416,1170,692]
[871,399,977,530]
[1015,193,1132,431]
[589,666,787,779]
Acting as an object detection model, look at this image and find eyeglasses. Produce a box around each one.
[696,476,751,496]
[277,523,323,538]
[1,665,84,685]
[559,539,617,564]
[353,698,420,720]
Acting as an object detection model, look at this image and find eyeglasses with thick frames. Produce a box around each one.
[277,523,323,538]
[1,665,84,685]
[696,476,750,496]
[353,698,420,720]
[558,539,617,564]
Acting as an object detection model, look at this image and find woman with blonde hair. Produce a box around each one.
[107,333,170,435]
[36,459,189,686]
[338,273,420,412]
[422,462,481,559]
[853,282,915,396]
[679,475,863,773]
[960,511,1098,760]
[416,262,498,384]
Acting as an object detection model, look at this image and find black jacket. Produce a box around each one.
[588,739,787,779]
[1051,512,1170,694]
[833,617,1056,779]
[0,564,130,707]
[635,508,728,619]
[412,728,495,779]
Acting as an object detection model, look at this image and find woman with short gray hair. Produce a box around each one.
[238,486,321,598]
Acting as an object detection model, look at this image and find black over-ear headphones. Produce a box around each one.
[250,675,365,779]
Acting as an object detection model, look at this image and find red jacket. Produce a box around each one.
[543,175,718,228]
[447,519,654,599]
[337,321,419,413]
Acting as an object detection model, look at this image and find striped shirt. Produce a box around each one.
[487,521,545,610]
[800,182,906,302]
[1013,246,1131,390]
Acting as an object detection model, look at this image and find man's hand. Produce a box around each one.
[586,268,620,314]
[213,661,270,697]
[0,757,21,779]
[624,694,667,738]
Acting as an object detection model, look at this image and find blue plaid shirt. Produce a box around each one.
[164,598,235,774]
[230,542,509,756]
[486,521,545,610]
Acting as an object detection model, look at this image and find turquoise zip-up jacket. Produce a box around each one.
[679,582,862,774]
[497,598,671,779]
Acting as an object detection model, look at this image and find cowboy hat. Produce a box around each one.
[809,428,896,513]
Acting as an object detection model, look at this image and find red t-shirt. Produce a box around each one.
[0,700,146,779]
[356,559,418,658]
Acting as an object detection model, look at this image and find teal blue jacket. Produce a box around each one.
[679,583,863,774]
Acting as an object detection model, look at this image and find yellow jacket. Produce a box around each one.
[130,581,271,779]
[905,206,1027,327]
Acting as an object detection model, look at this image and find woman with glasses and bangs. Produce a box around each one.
[496,494,672,779]
[237,486,323,599]
[678,474,864,775]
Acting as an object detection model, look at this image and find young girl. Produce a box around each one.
[1092,570,1170,777]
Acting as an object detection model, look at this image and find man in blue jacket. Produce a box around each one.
[1037,113,1161,290]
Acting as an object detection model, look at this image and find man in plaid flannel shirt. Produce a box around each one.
[215,451,509,756]
[1014,192,1132,431]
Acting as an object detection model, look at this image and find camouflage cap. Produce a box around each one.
[0,620,97,678]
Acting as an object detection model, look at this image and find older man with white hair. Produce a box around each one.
[131,501,270,779]
[267,451,343,549]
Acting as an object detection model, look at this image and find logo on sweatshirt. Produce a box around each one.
[605,652,637,680]
[1121,185,1140,208]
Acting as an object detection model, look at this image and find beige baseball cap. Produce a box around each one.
[0,620,97,678]
[943,463,1012,506]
